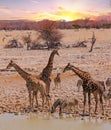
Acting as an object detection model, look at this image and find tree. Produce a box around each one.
[37,20,63,50]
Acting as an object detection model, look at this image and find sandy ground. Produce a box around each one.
[0,29,111,118]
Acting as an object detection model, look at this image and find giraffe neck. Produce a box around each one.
[12,63,31,81]
[41,51,55,78]
[70,66,91,81]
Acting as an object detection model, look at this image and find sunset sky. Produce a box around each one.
[0,0,111,21]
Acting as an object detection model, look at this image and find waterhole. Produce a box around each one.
[0,113,111,130]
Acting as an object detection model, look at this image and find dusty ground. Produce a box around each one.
[0,29,111,118]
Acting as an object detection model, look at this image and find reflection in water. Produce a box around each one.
[0,113,111,130]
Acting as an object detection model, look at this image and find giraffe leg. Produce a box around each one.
[29,91,32,110]
[42,95,45,111]
[56,83,58,88]
[31,92,34,111]
[35,94,38,108]
[83,91,86,115]
[76,104,80,114]
[59,82,61,87]
[46,96,51,111]
[100,94,104,115]
[94,94,98,114]
[59,105,62,115]
[88,92,91,116]
[34,91,38,108]
[78,86,80,92]
[54,83,56,90]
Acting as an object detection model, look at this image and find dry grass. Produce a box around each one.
[0,29,111,47]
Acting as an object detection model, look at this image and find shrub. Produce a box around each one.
[37,20,63,50]
[4,39,23,48]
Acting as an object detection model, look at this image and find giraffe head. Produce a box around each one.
[53,49,59,56]
[6,60,15,69]
[63,63,72,73]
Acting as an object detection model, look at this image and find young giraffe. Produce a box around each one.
[63,63,104,115]
[77,79,83,92]
[39,49,59,95]
[6,60,50,111]
[54,73,61,88]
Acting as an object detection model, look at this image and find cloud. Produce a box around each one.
[96,12,111,21]
[58,6,64,11]
[0,6,9,10]
[109,0,111,6]
[53,6,96,20]
[0,6,12,14]
[19,9,36,14]
[31,0,39,4]
[32,6,97,21]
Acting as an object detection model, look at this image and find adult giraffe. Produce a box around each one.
[6,60,50,111]
[63,63,104,115]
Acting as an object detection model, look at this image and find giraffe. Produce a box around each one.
[77,79,105,92]
[6,60,50,111]
[39,49,59,95]
[63,63,104,115]
[54,73,61,88]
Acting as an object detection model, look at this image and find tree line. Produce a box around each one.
[0,19,111,30]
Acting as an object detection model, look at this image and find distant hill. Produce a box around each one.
[0,19,111,30]
[0,19,28,22]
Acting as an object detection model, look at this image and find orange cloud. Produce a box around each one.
[32,6,96,21]
[55,6,96,21]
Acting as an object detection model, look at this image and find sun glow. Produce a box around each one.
[63,17,71,21]
[32,6,96,21]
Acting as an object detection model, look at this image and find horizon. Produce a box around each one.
[0,0,111,21]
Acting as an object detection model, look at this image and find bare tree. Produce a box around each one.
[89,32,96,52]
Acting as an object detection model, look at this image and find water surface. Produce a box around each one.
[0,113,111,130]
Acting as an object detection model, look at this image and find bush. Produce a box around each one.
[72,24,81,29]
[37,20,63,50]
[4,39,23,48]
[30,42,47,50]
